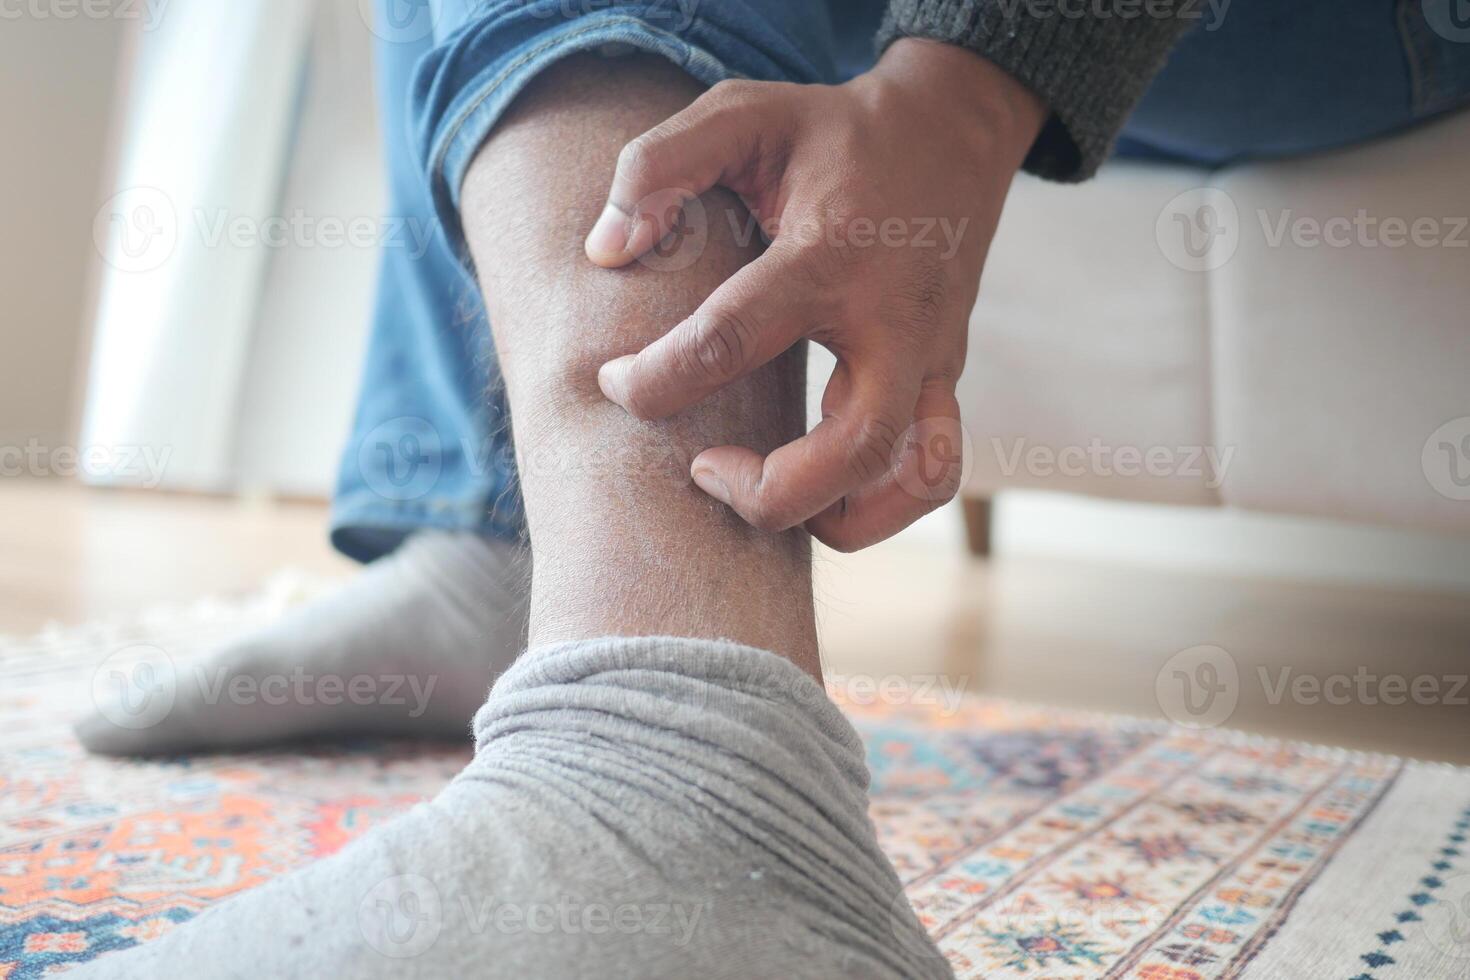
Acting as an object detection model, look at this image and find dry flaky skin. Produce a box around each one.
[460,52,820,679]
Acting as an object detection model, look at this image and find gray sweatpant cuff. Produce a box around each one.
[471,635,953,978]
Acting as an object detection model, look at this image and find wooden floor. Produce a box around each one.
[5,479,1469,764]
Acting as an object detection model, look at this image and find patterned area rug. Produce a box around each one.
[3,579,1469,978]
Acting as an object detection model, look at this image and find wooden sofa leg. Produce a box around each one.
[961,497,992,557]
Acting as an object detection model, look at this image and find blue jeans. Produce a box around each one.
[330,0,1470,562]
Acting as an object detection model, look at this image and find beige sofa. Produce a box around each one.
[956,109,1470,551]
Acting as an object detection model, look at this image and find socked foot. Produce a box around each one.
[66,637,950,979]
[74,530,528,755]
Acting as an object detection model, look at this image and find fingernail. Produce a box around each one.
[597,355,634,405]
[585,203,630,260]
[692,467,731,506]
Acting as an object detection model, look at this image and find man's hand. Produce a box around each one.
[585,39,1047,551]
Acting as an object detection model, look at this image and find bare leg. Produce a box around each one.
[66,54,950,980]
[461,53,820,678]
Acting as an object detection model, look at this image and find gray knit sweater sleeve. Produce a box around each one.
[878,0,1200,181]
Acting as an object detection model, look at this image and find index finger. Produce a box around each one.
[585,80,782,268]
[598,245,822,420]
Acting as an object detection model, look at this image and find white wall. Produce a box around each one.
[82,0,317,490]
[0,11,127,456]
[78,0,378,497]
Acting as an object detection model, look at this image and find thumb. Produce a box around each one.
[584,79,783,267]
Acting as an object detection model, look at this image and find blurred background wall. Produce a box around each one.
[0,9,128,454]
[4,0,1465,595]
[79,0,374,495]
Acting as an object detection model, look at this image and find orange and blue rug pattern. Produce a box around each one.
[3,588,1469,977]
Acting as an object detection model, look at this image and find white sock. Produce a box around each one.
[75,530,528,754]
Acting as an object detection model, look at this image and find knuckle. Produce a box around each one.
[788,237,855,294]
[847,413,903,483]
[707,78,759,106]
[677,312,757,383]
[927,356,965,387]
